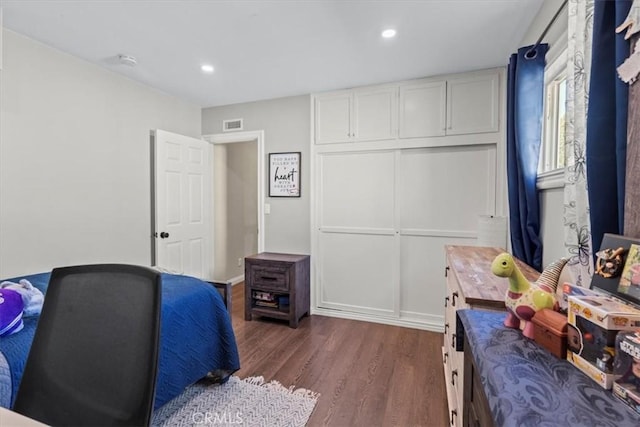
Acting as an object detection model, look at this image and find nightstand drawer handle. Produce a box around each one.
[452,369,458,386]
[451,291,458,306]
[444,296,449,307]
[444,323,449,334]
[259,275,278,281]
[451,333,456,348]
[443,352,448,364]
[450,409,457,425]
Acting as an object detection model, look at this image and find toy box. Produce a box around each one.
[612,331,640,415]
[532,308,568,358]
[567,294,640,389]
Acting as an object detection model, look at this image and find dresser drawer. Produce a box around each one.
[250,264,289,290]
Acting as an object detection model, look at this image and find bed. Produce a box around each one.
[0,271,240,410]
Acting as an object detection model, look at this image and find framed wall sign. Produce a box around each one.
[269,152,301,197]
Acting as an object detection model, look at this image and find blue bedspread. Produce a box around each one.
[0,271,240,410]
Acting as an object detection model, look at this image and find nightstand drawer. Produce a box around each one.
[251,265,289,290]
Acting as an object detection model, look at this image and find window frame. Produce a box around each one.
[537,31,568,190]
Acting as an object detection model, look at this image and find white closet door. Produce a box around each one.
[397,146,497,322]
[318,151,396,315]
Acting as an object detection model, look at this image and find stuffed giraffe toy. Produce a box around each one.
[491,253,568,339]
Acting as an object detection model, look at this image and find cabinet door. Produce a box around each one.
[315,92,352,144]
[352,86,397,141]
[399,81,446,138]
[446,72,499,135]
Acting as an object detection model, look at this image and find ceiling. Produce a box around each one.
[1,0,544,108]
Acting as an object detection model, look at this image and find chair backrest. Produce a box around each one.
[13,264,162,427]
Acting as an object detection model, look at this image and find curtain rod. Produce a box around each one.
[525,0,568,59]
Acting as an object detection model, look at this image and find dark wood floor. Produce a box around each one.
[229,284,449,427]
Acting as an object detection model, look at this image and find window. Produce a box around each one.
[539,48,568,175]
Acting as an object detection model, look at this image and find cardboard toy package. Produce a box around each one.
[612,331,640,415]
[567,294,640,389]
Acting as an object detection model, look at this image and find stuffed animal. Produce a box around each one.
[491,253,568,339]
[0,289,25,337]
[0,279,44,317]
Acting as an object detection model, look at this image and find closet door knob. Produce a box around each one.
[160,232,170,239]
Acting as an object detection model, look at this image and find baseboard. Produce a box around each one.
[310,306,445,333]
[228,275,244,286]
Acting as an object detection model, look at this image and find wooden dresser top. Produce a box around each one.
[445,245,540,309]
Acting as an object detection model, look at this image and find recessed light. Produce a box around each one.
[382,29,396,39]
[201,64,215,74]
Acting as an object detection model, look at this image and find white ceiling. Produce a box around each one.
[1,0,544,108]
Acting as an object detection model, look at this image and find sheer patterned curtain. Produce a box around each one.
[564,0,595,286]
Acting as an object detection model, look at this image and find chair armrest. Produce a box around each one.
[208,281,232,314]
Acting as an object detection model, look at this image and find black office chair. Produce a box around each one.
[13,264,162,427]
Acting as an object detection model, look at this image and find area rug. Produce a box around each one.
[151,376,319,427]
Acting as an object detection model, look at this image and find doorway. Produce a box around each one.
[204,131,265,284]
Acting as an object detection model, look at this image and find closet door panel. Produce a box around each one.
[318,232,395,315]
[399,235,476,323]
[398,145,496,233]
[320,151,395,230]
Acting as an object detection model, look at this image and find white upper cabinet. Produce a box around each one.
[315,86,397,144]
[446,71,499,135]
[352,86,397,141]
[313,68,501,144]
[399,81,447,138]
[315,92,352,144]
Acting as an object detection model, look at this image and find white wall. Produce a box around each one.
[0,29,202,277]
[202,96,311,255]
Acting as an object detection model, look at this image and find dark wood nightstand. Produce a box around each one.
[244,252,310,328]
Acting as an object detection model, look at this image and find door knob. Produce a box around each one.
[160,232,170,239]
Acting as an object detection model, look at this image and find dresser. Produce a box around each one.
[244,252,310,328]
[443,245,539,426]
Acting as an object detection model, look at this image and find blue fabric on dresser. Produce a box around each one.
[0,271,240,410]
[457,309,640,427]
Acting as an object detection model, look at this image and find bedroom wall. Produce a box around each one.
[0,29,202,278]
[202,96,311,255]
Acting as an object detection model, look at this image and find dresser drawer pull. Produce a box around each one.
[452,369,458,386]
[445,266,450,277]
[451,333,456,348]
[443,352,448,364]
[451,291,458,306]
[450,409,457,425]
[444,323,449,334]
[444,296,449,307]
[258,275,279,281]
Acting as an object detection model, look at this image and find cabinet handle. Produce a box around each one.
[259,276,278,281]
[444,323,449,334]
[450,409,457,426]
[444,296,449,308]
[452,291,458,307]
[452,369,458,386]
[443,352,448,364]
[445,266,450,277]
[451,333,456,348]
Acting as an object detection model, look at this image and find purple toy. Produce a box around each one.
[0,289,25,337]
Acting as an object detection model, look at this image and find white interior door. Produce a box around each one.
[153,129,212,280]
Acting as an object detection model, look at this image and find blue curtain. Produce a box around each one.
[586,0,631,254]
[507,44,548,272]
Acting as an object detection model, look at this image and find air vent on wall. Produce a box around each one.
[223,118,243,132]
